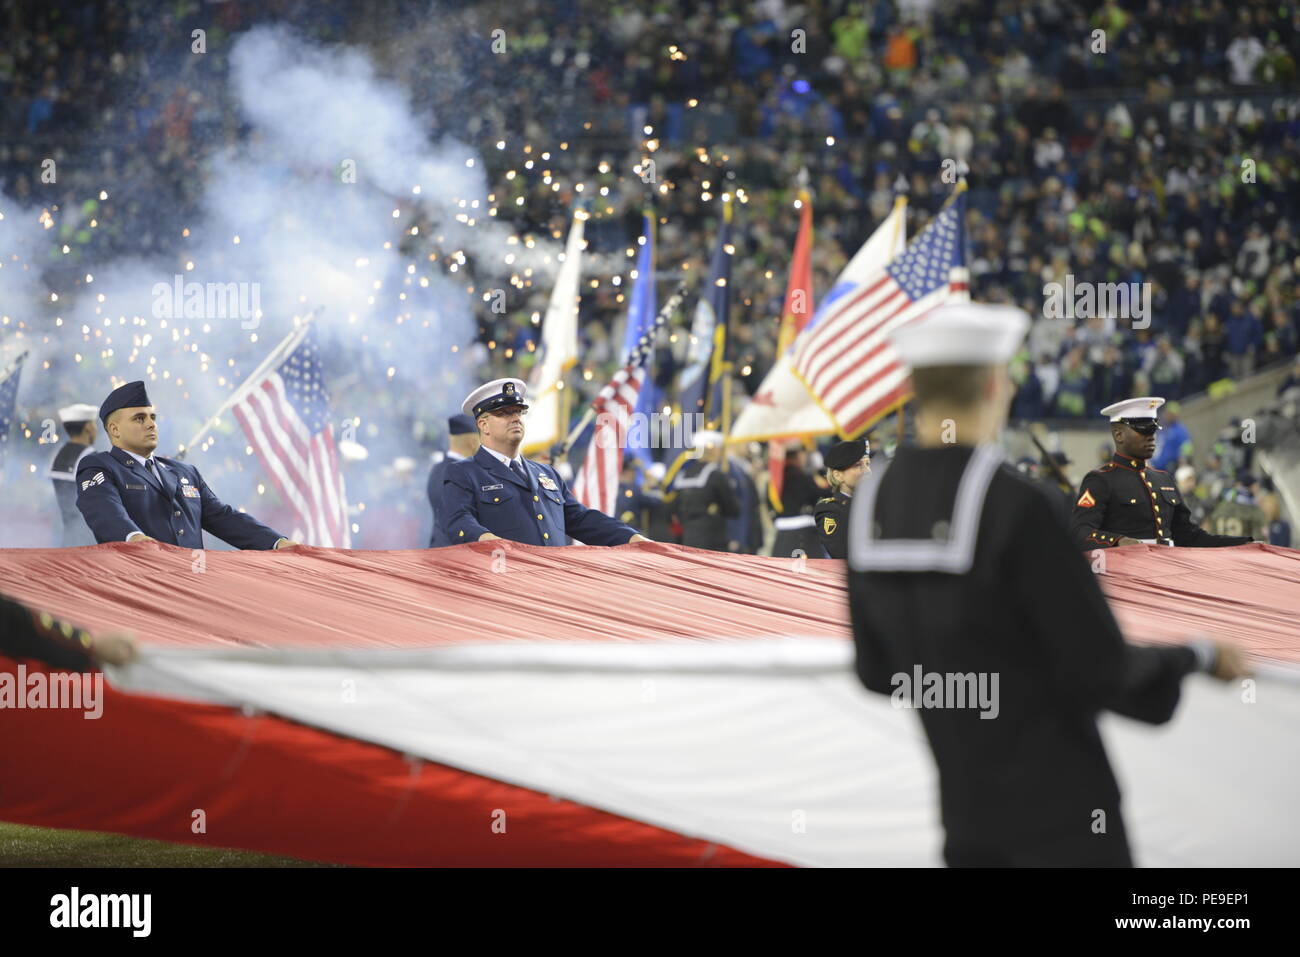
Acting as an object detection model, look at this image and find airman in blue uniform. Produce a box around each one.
[76,380,297,550]
[439,378,648,547]
[427,413,480,547]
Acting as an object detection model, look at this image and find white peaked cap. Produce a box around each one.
[692,429,724,449]
[58,403,99,423]
[1100,397,1166,421]
[889,302,1030,368]
[462,378,528,417]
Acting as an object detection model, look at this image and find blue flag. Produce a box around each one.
[624,211,659,462]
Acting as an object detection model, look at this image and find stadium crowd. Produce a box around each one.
[2,0,1299,549]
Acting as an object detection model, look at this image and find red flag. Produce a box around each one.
[770,190,815,512]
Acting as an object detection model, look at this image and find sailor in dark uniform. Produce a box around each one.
[847,303,1247,867]
[1070,397,1253,550]
[76,381,297,550]
[670,430,740,552]
[638,463,676,543]
[47,403,99,546]
[814,438,870,560]
[427,413,481,547]
[439,378,648,547]
[770,446,826,558]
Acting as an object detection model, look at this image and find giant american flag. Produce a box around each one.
[792,190,968,438]
[230,324,350,547]
[573,283,688,515]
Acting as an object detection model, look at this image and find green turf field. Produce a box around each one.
[0,821,336,867]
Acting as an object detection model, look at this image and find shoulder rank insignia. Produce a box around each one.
[823,516,837,535]
[1076,489,1096,508]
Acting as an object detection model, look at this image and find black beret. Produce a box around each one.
[825,439,868,472]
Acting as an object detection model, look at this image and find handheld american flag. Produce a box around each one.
[572,282,688,515]
[792,188,968,438]
[229,324,351,547]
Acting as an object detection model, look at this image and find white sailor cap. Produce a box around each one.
[692,429,724,449]
[462,378,529,418]
[58,403,99,424]
[889,302,1030,368]
[1100,397,1165,421]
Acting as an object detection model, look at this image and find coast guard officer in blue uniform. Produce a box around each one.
[440,377,648,547]
[76,380,298,550]
[427,412,480,547]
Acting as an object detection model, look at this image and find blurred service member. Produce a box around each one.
[671,430,740,552]
[47,403,99,546]
[814,439,869,560]
[427,413,481,547]
[847,303,1247,867]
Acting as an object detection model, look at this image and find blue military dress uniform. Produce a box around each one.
[76,446,284,549]
[427,413,479,548]
[440,447,638,546]
[426,452,468,547]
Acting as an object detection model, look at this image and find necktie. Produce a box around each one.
[145,459,159,483]
[510,458,528,484]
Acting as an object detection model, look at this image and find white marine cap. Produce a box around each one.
[889,302,1030,368]
[58,403,99,424]
[1100,396,1165,421]
[462,377,529,418]
[692,429,724,449]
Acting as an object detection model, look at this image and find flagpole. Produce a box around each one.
[560,279,690,456]
[177,308,322,457]
[1,350,29,380]
[721,362,733,474]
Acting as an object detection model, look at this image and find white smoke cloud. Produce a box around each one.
[2,25,517,546]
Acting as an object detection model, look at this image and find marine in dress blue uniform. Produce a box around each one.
[76,381,291,550]
[427,413,480,547]
[1070,397,1252,549]
[439,378,644,547]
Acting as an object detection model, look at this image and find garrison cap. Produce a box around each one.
[99,381,151,423]
[447,413,477,435]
